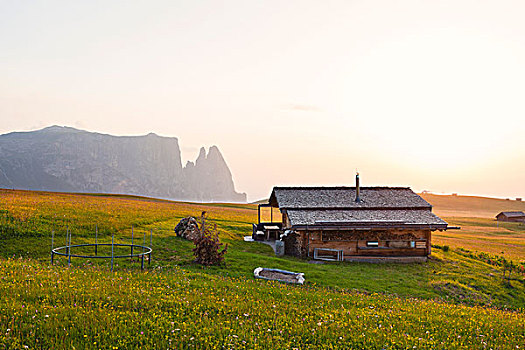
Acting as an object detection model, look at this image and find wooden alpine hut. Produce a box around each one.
[253,174,449,262]
[496,211,525,222]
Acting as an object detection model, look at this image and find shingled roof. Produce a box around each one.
[497,211,525,218]
[269,187,432,209]
[268,187,447,230]
[286,209,447,229]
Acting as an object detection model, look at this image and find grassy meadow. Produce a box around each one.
[0,189,524,349]
[421,193,525,219]
[422,193,525,262]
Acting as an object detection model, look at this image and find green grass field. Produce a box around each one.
[0,189,524,349]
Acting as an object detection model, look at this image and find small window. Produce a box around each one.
[366,241,379,247]
[415,241,426,249]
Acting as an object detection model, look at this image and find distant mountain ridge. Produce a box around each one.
[0,126,246,202]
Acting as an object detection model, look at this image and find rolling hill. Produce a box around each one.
[421,193,525,218]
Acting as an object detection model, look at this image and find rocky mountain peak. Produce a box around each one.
[207,145,224,161]
[40,125,81,134]
[181,145,245,202]
[0,126,246,203]
[196,147,207,165]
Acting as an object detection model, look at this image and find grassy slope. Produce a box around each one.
[1,258,523,349]
[434,217,525,262]
[421,193,525,218]
[0,189,524,348]
[420,193,525,262]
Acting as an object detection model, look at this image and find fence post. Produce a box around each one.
[51,229,54,265]
[66,225,70,256]
[95,223,98,256]
[111,233,114,272]
[149,229,152,265]
[131,225,134,259]
[67,230,72,267]
[141,231,146,270]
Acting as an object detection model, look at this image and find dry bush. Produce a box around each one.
[192,212,228,266]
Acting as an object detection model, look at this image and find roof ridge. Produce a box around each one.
[272,186,411,190]
[285,207,431,210]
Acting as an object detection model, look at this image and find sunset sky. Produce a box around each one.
[1,0,524,201]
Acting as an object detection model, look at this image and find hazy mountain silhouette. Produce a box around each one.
[0,126,246,202]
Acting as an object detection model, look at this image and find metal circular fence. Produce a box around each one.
[51,243,152,271]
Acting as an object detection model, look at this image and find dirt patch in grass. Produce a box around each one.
[259,270,299,283]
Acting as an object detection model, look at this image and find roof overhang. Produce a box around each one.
[279,206,432,211]
[291,222,448,231]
